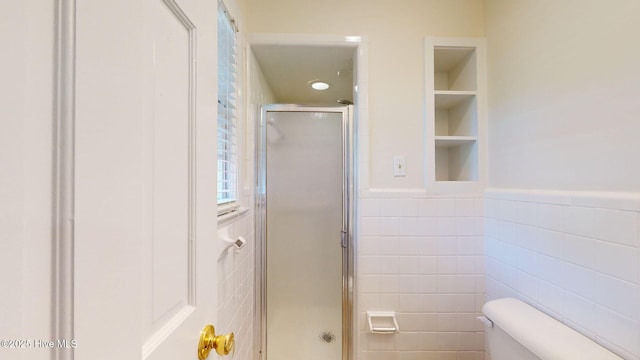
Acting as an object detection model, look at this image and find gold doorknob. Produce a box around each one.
[198,324,235,359]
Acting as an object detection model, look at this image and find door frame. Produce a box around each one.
[255,104,355,360]
[53,1,76,359]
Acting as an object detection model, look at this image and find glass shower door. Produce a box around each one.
[265,109,344,360]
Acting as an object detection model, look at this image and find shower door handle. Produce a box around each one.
[340,230,348,248]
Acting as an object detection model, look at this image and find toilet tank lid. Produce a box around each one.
[483,298,623,360]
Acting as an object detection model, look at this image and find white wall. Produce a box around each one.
[484,1,640,359]
[484,0,640,192]
[245,0,485,189]
[0,2,54,358]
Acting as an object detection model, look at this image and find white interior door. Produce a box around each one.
[75,0,220,359]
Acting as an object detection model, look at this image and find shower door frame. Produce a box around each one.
[255,104,355,360]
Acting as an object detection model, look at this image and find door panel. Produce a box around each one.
[75,0,217,359]
[144,0,195,345]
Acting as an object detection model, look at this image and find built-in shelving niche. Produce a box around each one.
[426,37,486,192]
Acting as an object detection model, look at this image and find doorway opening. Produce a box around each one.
[250,35,364,360]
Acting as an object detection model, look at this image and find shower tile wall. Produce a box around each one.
[484,189,640,360]
[218,211,255,360]
[359,192,485,360]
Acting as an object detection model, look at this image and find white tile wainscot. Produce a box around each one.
[217,209,255,360]
[484,188,640,360]
[359,190,485,360]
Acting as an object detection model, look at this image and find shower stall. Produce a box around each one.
[255,105,354,360]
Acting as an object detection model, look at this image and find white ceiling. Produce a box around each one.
[251,44,356,106]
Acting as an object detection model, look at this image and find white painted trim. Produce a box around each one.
[484,187,640,211]
[53,0,75,359]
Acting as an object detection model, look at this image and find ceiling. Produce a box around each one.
[251,44,356,106]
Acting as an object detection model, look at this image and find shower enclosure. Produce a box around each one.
[255,105,354,360]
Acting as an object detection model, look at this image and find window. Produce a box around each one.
[217,0,238,209]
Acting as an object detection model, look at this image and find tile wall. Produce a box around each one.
[359,191,485,360]
[218,211,255,360]
[484,189,640,360]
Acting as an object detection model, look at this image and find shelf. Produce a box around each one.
[435,136,477,148]
[435,141,478,181]
[426,37,485,193]
[434,46,477,91]
[434,91,476,109]
[434,47,476,72]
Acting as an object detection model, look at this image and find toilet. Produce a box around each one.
[480,298,623,360]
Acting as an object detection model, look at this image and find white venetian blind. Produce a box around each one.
[217,0,238,206]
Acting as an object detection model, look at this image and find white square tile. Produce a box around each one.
[594,208,639,247]
[516,270,538,301]
[419,257,438,275]
[596,273,639,320]
[436,332,458,350]
[419,199,438,217]
[397,275,419,294]
[417,294,439,312]
[457,236,477,255]
[418,217,438,236]
[361,198,385,217]
[398,256,420,274]
[565,206,595,238]
[535,203,566,232]
[439,256,458,275]
[457,256,476,274]
[484,198,499,219]
[436,294,458,312]
[456,333,478,352]
[438,237,459,255]
[379,294,400,310]
[594,240,639,283]
[398,294,419,313]
[535,229,564,258]
[457,313,479,332]
[384,198,419,217]
[417,275,438,294]
[456,217,479,236]
[396,237,422,256]
[417,313,439,331]
[360,275,381,293]
[561,291,598,332]
[561,233,596,269]
[596,306,640,356]
[437,199,457,217]
[456,294,478,312]
[498,199,518,223]
[421,237,439,255]
[457,276,478,293]
[537,280,564,316]
[516,201,537,226]
[437,313,458,331]
[398,217,419,236]
[380,275,400,293]
[438,276,458,293]
[438,218,457,236]
[455,198,477,217]
[516,247,538,275]
[396,332,419,351]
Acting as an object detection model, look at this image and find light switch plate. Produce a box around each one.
[393,156,406,177]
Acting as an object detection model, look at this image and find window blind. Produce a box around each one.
[217,0,238,206]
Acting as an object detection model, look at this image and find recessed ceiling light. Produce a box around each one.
[311,81,330,91]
